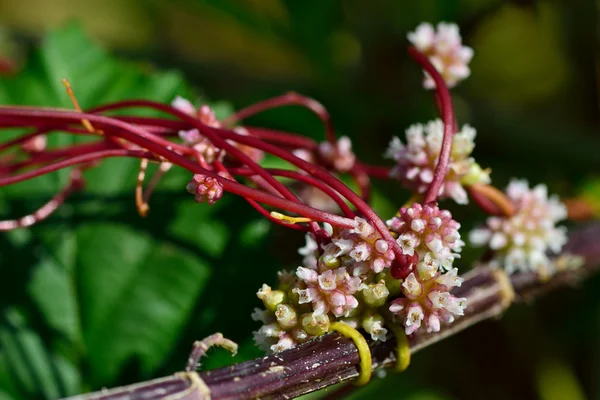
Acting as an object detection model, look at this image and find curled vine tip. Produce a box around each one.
[185,333,238,372]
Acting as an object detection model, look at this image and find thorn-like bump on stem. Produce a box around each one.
[329,322,372,386]
[185,333,239,372]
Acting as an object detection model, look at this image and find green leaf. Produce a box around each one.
[0,24,234,397]
[168,200,231,258]
[0,309,63,400]
[79,223,211,382]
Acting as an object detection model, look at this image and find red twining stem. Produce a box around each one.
[222,92,337,145]
[0,106,357,228]
[408,46,456,205]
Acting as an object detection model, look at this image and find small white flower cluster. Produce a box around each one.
[253,207,469,351]
[386,203,466,333]
[253,218,396,352]
[318,136,356,173]
[389,266,466,335]
[407,22,473,89]
[469,179,568,275]
[295,218,395,318]
[252,278,330,353]
[385,119,490,204]
[387,202,464,269]
[172,96,221,163]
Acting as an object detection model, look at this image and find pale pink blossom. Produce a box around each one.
[186,174,223,205]
[318,136,356,173]
[387,203,464,269]
[390,267,465,335]
[408,22,474,89]
[469,179,568,275]
[385,119,490,204]
[172,96,221,163]
[294,267,361,317]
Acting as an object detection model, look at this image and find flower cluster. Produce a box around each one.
[253,218,398,352]
[385,119,490,204]
[186,174,223,205]
[469,179,568,275]
[387,202,464,271]
[389,266,465,334]
[254,205,467,351]
[384,203,466,333]
[172,96,221,163]
[318,136,356,173]
[407,22,473,89]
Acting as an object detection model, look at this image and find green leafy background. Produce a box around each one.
[0,1,599,399]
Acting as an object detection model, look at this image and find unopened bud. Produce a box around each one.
[275,304,298,329]
[362,280,390,307]
[257,284,286,311]
[302,312,330,335]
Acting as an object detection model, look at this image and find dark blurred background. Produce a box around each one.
[0,0,599,399]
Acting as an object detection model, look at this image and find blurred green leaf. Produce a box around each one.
[80,223,211,382]
[0,24,228,397]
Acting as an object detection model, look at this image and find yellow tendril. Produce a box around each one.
[270,211,313,225]
[61,78,99,134]
[329,322,372,386]
[391,325,411,372]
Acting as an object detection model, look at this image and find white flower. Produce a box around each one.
[469,179,568,275]
[294,267,361,317]
[298,233,319,269]
[318,136,356,172]
[407,22,474,89]
[390,265,465,335]
[404,303,425,335]
[321,217,396,275]
[385,119,490,204]
[388,203,463,268]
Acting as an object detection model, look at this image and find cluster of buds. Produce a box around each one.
[385,203,466,333]
[253,218,400,352]
[390,266,465,334]
[387,203,464,272]
[172,96,221,163]
[469,180,568,276]
[385,119,490,204]
[253,205,467,350]
[186,174,223,205]
[318,136,356,173]
[407,22,473,89]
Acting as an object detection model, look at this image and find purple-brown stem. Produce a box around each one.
[64,222,600,400]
